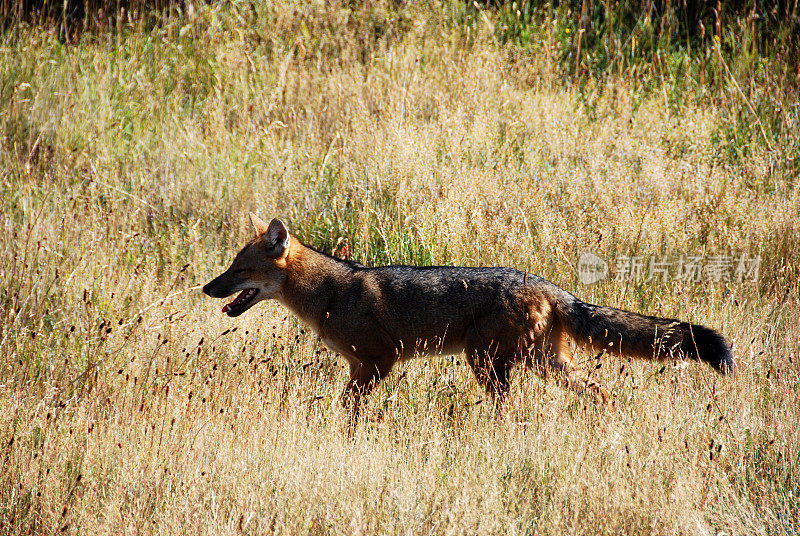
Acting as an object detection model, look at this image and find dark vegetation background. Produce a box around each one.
[5,0,798,174]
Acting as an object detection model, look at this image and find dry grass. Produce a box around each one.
[1,2,799,534]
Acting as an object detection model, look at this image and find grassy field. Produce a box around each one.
[1,2,799,534]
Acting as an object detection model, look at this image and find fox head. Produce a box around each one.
[202,213,291,317]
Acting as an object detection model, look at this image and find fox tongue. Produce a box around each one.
[222,289,257,315]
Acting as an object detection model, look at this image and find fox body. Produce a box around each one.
[203,214,734,407]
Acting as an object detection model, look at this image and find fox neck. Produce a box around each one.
[275,239,350,334]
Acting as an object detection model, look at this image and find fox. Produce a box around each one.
[203,213,734,412]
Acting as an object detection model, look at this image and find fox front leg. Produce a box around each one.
[341,357,396,429]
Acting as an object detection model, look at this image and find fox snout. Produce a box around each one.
[203,274,235,298]
[203,271,265,317]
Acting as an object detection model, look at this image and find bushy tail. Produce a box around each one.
[555,295,734,374]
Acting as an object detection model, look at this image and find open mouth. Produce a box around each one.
[222,288,259,317]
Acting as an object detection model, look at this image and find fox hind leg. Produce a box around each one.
[529,327,609,406]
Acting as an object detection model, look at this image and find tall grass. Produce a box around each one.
[1,2,798,534]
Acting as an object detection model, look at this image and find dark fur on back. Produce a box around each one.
[310,248,735,374]
[310,250,735,374]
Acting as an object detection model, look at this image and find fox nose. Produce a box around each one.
[203,277,232,298]
[202,282,219,297]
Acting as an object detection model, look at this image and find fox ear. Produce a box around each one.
[249,212,269,236]
[265,218,290,253]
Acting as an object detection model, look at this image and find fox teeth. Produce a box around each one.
[237,289,256,302]
[222,288,258,313]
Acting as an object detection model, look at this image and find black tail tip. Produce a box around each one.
[709,347,735,375]
[683,324,735,375]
